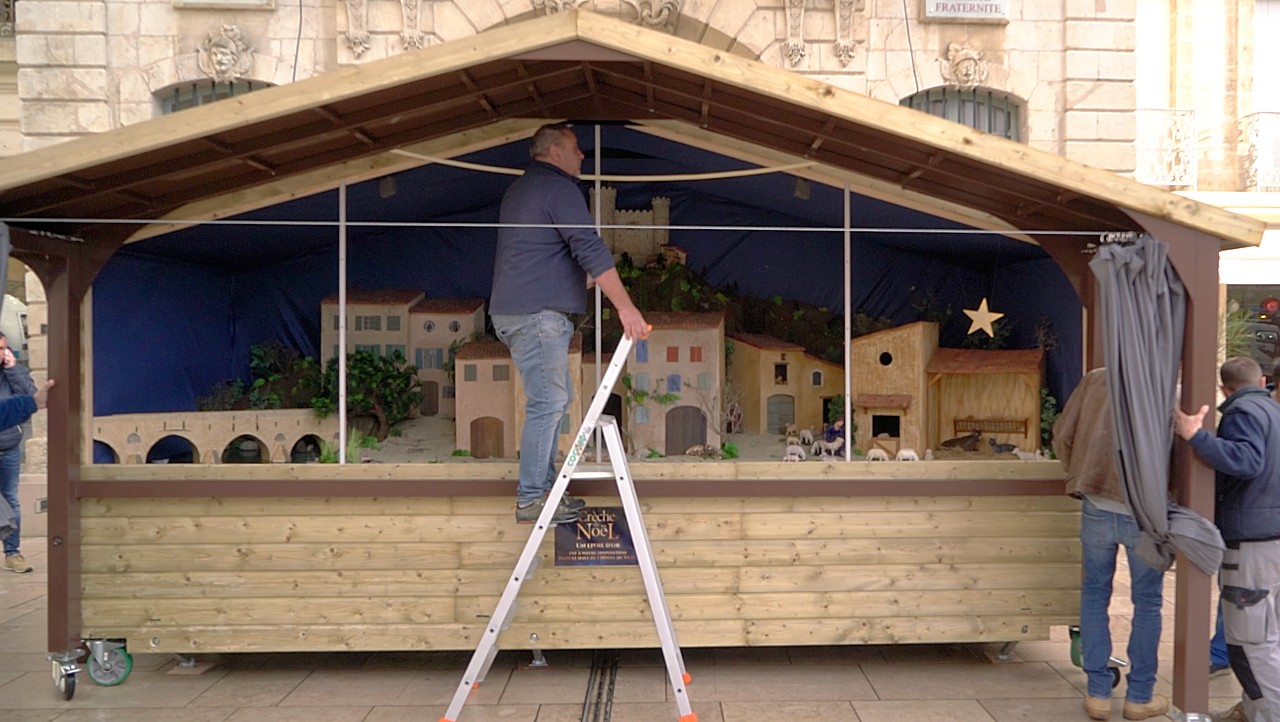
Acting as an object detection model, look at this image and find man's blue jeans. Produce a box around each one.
[492,311,573,505]
[1080,497,1165,702]
[0,446,22,556]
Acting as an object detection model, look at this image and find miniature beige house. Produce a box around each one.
[926,348,1044,452]
[322,291,485,418]
[589,187,671,266]
[848,321,939,456]
[727,333,843,436]
[408,297,485,417]
[454,336,584,459]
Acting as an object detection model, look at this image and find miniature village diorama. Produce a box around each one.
[92,190,1059,466]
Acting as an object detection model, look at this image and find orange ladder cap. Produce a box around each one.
[682,672,692,684]
[678,714,699,722]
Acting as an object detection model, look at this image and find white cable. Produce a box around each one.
[3,217,1107,236]
[390,148,817,182]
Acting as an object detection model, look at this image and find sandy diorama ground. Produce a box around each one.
[358,414,1039,465]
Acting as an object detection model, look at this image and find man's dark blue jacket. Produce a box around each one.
[490,161,616,316]
[1188,386,1280,543]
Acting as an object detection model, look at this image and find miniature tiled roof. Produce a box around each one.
[726,333,803,351]
[925,348,1044,374]
[454,341,509,360]
[645,311,724,329]
[455,334,581,360]
[854,393,912,409]
[410,298,485,314]
[320,289,425,305]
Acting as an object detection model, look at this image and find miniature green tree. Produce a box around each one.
[311,350,424,441]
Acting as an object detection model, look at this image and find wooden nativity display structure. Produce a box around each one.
[0,11,1263,711]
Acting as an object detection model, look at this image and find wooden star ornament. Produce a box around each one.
[963,297,1004,337]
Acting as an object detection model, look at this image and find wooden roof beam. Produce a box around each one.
[594,86,1121,229]
[456,69,497,118]
[699,78,713,129]
[807,118,838,156]
[590,65,1122,228]
[513,61,548,114]
[643,61,655,110]
[901,153,944,189]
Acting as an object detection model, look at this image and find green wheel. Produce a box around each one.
[87,648,132,686]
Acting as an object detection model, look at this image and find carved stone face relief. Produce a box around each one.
[940,44,988,91]
[198,25,254,82]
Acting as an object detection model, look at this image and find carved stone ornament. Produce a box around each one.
[197,24,254,82]
[940,43,989,91]
[400,0,425,50]
[622,0,680,33]
[783,0,806,67]
[834,0,865,67]
[344,0,370,57]
[534,0,588,13]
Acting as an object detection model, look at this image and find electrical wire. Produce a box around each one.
[0,217,1112,236]
[292,0,303,82]
[901,0,921,94]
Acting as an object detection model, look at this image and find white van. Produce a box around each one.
[0,294,29,364]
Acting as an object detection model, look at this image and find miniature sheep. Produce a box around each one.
[782,451,804,462]
[1012,447,1045,461]
[799,428,815,446]
[924,448,935,461]
[784,443,807,461]
[786,435,802,447]
[865,448,890,461]
[813,437,845,457]
[895,448,919,461]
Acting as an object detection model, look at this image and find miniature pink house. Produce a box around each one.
[454,335,584,459]
[623,312,725,455]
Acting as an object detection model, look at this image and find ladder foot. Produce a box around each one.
[438,718,456,722]
[678,714,699,722]
[682,672,692,684]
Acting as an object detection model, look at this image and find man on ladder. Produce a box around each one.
[489,122,649,525]
[442,125,694,722]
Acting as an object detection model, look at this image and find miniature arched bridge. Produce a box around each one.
[93,409,339,464]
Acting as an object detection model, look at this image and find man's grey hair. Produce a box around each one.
[529,123,573,159]
[1221,356,1263,392]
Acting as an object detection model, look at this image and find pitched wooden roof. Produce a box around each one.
[0,11,1262,255]
[926,348,1045,375]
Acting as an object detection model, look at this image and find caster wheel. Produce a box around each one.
[87,648,133,686]
[57,671,75,700]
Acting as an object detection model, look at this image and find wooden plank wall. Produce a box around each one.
[79,495,1081,653]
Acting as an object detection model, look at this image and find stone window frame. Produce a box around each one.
[899,87,1023,142]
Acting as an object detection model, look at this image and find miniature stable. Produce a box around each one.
[0,12,1258,711]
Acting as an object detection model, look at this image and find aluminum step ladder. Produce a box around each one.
[439,333,697,722]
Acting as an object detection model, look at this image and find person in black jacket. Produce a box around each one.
[1176,357,1280,722]
[0,333,35,573]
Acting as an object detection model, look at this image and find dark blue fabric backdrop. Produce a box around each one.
[92,126,1082,416]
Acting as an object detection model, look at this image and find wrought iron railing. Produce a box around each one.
[1241,112,1280,191]
[1134,108,1197,188]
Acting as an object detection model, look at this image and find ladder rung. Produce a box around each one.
[570,464,617,480]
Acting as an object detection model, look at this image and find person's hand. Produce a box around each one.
[1174,404,1209,440]
[618,306,649,340]
[0,348,14,369]
[33,379,54,410]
